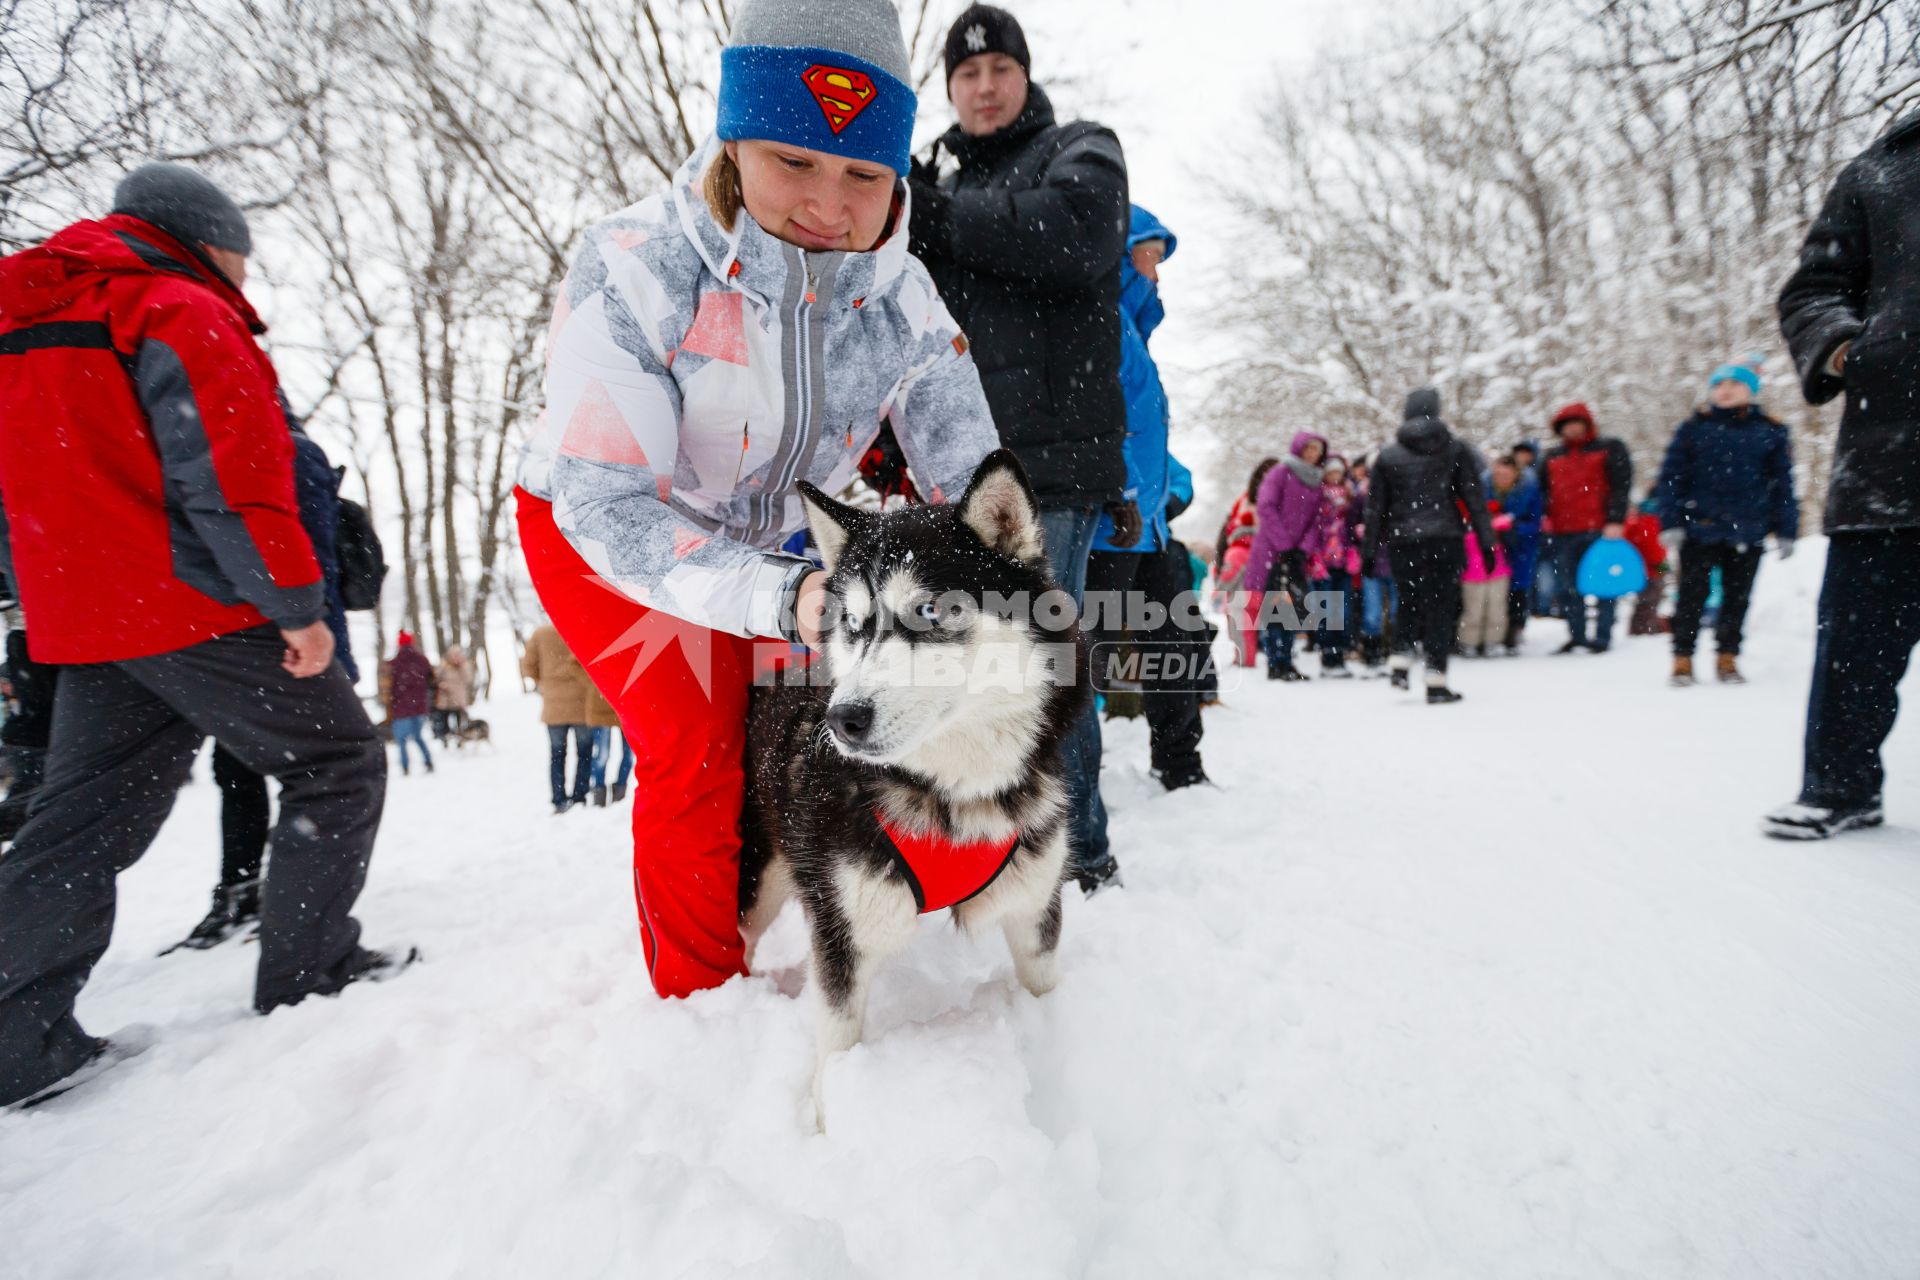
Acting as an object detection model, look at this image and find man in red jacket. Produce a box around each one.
[0,164,405,1108]
[1538,402,1634,653]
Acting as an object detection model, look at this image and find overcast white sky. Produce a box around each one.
[913,0,1381,500]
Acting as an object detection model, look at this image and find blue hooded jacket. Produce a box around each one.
[1653,404,1798,546]
[1093,206,1178,554]
[1484,468,1544,590]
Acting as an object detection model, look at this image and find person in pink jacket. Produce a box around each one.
[1459,521,1513,657]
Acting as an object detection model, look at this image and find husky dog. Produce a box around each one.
[740,449,1087,1120]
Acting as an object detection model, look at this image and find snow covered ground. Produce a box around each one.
[5,540,1919,1279]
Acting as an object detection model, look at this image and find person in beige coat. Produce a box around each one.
[432,645,477,743]
[521,624,593,813]
[583,684,634,808]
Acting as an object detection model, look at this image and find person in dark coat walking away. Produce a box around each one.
[168,399,365,951]
[1654,360,1797,687]
[0,163,407,1107]
[1766,111,1920,839]
[385,632,434,777]
[1539,403,1634,653]
[1361,389,1497,703]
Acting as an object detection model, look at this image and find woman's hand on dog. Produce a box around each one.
[796,571,830,650]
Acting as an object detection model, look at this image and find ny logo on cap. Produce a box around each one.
[801,65,877,134]
[964,23,987,51]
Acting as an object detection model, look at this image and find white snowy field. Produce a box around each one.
[3,540,1919,1279]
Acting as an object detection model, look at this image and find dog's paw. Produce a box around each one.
[1014,953,1060,998]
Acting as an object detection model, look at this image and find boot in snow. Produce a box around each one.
[591,785,608,808]
[255,945,422,1015]
[1763,801,1883,841]
[1671,655,1695,687]
[610,782,628,803]
[1267,662,1308,682]
[1076,857,1125,897]
[1717,653,1745,684]
[1320,651,1353,679]
[160,879,261,955]
[4,1027,158,1112]
[1158,759,1209,792]
[1389,657,1411,691]
[1425,671,1463,704]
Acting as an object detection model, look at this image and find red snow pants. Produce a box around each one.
[516,488,788,998]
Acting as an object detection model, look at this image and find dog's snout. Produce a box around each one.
[826,700,876,745]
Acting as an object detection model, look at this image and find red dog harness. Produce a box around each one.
[877,815,1020,914]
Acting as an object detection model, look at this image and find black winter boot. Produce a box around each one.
[161,878,262,955]
[610,782,628,803]
[591,785,608,808]
[255,945,422,1015]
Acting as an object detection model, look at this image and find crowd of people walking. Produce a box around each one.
[0,0,1914,1111]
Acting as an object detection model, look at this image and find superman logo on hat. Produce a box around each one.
[801,65,877,134]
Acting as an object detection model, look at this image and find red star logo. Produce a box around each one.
[801,65,877,134]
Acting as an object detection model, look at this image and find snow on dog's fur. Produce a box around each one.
[739,450,1087,1126]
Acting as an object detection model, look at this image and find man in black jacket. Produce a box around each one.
[909,4,1133,891]
[1361,389,1496,704]
[1768,112,1920,840]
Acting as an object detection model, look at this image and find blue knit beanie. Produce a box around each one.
[717,0,916,174]
[1709,363,1762,397]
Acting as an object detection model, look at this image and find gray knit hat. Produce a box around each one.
[111,162,252,255]
[717,0,916,172]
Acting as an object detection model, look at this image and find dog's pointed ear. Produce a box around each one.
[958,449,1044,565]
[797,481,873,573]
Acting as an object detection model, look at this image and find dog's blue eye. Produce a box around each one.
[915,601,939,623]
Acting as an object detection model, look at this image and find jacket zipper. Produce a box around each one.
[731,421,749,490]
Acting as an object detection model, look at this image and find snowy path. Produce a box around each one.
[4,543,1919,1279]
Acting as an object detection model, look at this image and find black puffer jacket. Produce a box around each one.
[1362,389,1496,570]
[909,85,1130,507]
[1779,112,1920,532]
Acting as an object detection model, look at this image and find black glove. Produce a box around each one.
[906,179,952,260]
[1481,545,1498,576]
[1105,500,1142,549]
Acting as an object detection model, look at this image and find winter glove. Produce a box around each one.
[1660,529,1684,552]
[1480,545,1498,576]
[1777,536,1796,560]
[906,177,952,261]
[1105,500,1143,549]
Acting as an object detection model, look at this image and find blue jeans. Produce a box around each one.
[589,727,633,790]
[548,724,592,806]
[392,714,431,773]
[1037,505,1109,876]
[1361,576,1398,638]
[1549,533,1616,648]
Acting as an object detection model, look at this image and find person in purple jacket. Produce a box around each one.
[1243,431,1329,680]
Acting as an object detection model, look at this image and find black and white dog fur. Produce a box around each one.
[739,450,1087,1123]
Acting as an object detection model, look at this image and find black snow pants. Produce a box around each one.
[1801,529,1920,811]
[1085,541,1206,779]
[212,745,271,888]
[1670,539,1764,658]
[0,625,385,1105]
[1389,538,1466,674]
